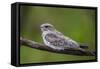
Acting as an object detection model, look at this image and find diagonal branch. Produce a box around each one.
[20,37,95,56]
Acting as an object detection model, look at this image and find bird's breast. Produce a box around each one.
[42,31,50,45]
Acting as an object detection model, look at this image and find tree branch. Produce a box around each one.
[20,37,95,56]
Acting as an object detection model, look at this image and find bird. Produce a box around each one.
[40,23,88,51]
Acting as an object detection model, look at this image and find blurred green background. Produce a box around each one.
[20,5,96,64]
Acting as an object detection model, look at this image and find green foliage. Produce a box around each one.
[20,5,96,64]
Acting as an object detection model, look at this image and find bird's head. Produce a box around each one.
[40,23,55,32]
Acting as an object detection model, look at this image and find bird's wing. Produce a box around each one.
[45,33,79,48]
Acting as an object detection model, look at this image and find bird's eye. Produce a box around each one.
[45,26,49,28]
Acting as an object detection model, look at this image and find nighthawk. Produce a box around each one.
[40,23,87,51]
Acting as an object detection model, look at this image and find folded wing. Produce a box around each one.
[45,33,79,48]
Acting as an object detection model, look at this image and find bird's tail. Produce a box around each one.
[80,45,88,49]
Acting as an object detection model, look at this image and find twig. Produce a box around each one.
[20,37,95,56]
